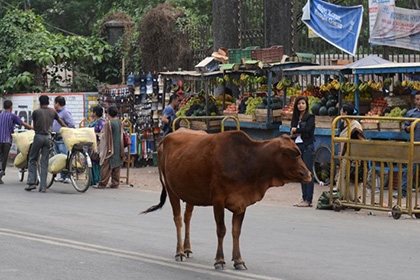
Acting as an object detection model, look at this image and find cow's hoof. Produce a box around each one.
[214,261,226,270]
[175,254,186,262]
[184,250,193,258]
[234,262,247,270]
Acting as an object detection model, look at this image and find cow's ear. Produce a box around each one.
[283,145,301,158]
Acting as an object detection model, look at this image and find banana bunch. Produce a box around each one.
[411,81,420,90]
[276,77,292,90]
[383,78,392,88]
[224,74,231,82]
[216,77,224,84]
[358,82,369,93]
[319,83,331,92]
[330,79,341,91]
[240,73,250,83]
[394,80,402,89]
[340,82,358,94]
[256,76,266,83]
[368,80,383,91]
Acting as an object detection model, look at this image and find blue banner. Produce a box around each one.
[302,0,363,56]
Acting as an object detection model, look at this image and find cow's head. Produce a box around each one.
[271,135,312,185]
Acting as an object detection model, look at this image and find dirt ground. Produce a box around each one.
[120,166,330,207]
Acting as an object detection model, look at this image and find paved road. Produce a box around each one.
[1,167,420,280]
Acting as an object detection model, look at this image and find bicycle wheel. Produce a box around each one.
[69,150,91,192]
[313,144,334,186]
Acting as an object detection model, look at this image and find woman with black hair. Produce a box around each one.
[290,96,316,207]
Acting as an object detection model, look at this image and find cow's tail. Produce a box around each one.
[139,145,167,214]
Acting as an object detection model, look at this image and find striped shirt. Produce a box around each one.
[0,111,23,144]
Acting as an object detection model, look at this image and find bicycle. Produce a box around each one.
[48,140,93,193]
[16,132,56,188]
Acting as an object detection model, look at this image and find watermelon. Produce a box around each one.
[318,106,328,116]
[311,102,323,115]
[326,100,337,108]
[328,107,338,116]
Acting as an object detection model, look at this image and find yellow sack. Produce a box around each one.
[48,154,67,174]
[14,152,28,169]
[60,127,97,152]
[12,130,35,156]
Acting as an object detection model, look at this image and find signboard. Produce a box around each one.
[370,5,420,51]
[302,0,363,56]
[368,0,395,35]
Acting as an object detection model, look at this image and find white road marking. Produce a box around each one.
[0,228,283,280]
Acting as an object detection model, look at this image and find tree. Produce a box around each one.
[0,9,115,93]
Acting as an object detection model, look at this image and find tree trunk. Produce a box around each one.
[212,0,239,50]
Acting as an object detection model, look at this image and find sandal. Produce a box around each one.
[295,201,312,207]
[93,185,106,189]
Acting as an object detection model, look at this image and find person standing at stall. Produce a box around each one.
[95,105,124,189]
[336,103,366,202]
[88,106,105,186]
[290,96,316,207]
[397,91,420,198]
[161,94,181,136]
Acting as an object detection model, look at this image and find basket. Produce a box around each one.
[251,45,284,63]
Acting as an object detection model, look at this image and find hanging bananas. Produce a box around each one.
[276,77,292,90]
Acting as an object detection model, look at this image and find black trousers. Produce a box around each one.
[0,142,12,174]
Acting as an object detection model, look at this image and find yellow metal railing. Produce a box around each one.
[172,115,240,132]
[330,115,420,219]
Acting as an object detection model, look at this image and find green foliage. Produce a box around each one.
[0,9,115,93]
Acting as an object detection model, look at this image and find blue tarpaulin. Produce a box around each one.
[302,0,363,56]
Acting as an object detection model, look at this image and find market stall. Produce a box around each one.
[220,61,317,139]
[279,58,420,184]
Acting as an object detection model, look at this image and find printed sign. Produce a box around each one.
[302,0,363,56]
[370,5,420,51]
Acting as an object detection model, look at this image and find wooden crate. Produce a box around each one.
[379,122,401,132]
[281,120,291,127]
[255,109,282,122]
[223,112,238,119]
[190,120,221,131]
[281,111,293,120]
[238,113,256,122]
[316,116,334,129]
[361,122,379,130]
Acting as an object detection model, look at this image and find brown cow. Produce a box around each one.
[141,128,311,270]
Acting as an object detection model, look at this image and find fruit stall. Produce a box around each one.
[280,60,420,143]
[279,60,420,185]
[220,61,316,139]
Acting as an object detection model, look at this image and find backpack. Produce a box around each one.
[316,190,340,210]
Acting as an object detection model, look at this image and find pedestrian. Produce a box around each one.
[336,103,366,202]
[0,100,33,184]
[161,94,181,136]
[88,106,105,186]
[25,95,67,193]
[95,105,124,189]
[52,95,75,184]
[290,96,316,207]
[397,91,420,198]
